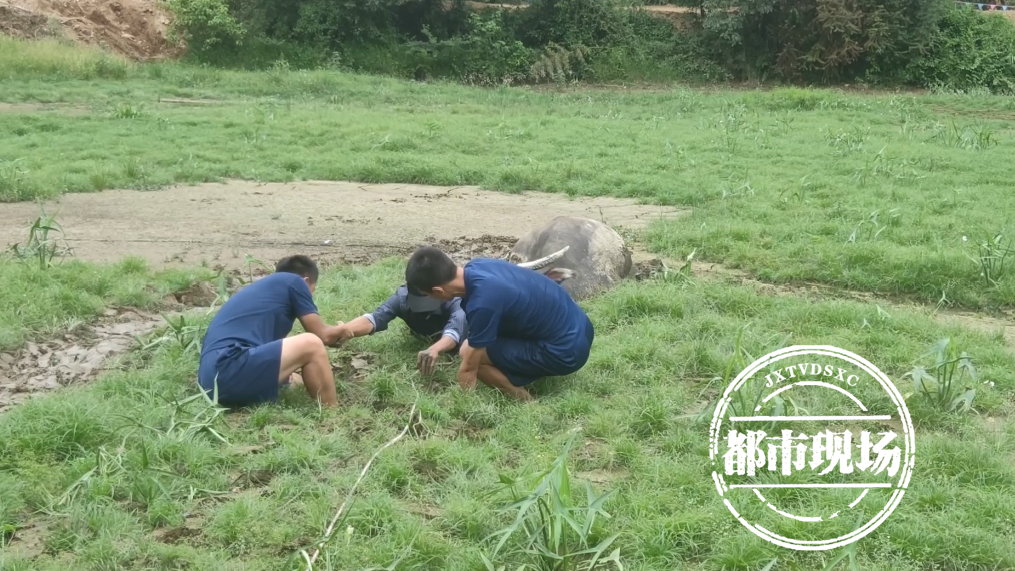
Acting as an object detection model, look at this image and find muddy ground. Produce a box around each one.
[0,306,194,413]
[0,180,688,272]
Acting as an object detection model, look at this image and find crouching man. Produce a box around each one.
[404,247,595,401]
[198,255,345,408]
[333,283,467,377]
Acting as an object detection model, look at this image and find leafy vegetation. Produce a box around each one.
[155,0,1015,93]
[2,20,1015,571]
[1,257,1014,570]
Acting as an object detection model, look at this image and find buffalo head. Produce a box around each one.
[510,245,575,284]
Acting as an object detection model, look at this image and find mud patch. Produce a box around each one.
[0,308,185,413]
[157,98,232,106]
[935,310,1015,349]
[1,520,48,559]
[172,281,220,306]
[405,504,443,520]
[332,352,380,382]
[0,180,688,272]
[153,515,205,545]
[431,234,518,264]
[575,468,630,485]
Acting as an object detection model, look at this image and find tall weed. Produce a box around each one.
[481,429,623,571]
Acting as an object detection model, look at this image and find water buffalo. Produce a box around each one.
[508,216,633,300]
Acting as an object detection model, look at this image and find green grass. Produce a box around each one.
[0,255,212,351]
[3,37,1015,571]
[4,38,1015,310]
[1,258,1013,571]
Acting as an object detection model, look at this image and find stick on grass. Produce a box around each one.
[300,401,420,570]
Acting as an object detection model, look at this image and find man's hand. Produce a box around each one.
[417,335,457,378]
[331,323,354,346]
[417,348,439,377]
[300,314,347,347]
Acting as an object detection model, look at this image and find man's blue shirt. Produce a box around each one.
[462,258,591,367]
[201,272,319,355]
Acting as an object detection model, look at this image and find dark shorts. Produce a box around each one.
[197,340,284,407]
[485,317,595,387]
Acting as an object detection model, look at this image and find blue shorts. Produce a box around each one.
[197,340,284,407]
[486,318,595,387]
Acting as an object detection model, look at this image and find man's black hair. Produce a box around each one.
[275,255,319,283]
[405,247,457,293]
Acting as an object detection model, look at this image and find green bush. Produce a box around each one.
[515,0,631,49]
[225,0,469,52]
[907,6,1015,95]
[695,0,951,84]
[585,9,728,83]
[162,0,1015,91]
[166,0,247,63]
[405,12,537,85]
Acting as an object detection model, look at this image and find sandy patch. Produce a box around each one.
[0,180,688,272]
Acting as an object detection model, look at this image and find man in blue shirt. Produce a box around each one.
[404,247,595,401]
[198,255,346,408]
[332,283,468,376]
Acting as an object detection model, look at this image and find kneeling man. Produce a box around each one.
[334,283,467,377]
[198,255,345,408]
[405,247,594,401]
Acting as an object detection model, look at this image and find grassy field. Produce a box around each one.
[2,258,1015,571]
[2,37,1015,571]
[0,211,212,351]
[5,39,1015,311]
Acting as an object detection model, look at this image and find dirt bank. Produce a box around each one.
[0,180,688,272]
[1,0,177,60]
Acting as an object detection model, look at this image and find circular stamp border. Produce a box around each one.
[708,345,916,551]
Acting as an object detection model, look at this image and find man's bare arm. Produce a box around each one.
[428,335,458,356]
[341,316,376,339]
[298,313,345,347]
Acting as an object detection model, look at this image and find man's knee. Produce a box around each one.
[289,333,327,360]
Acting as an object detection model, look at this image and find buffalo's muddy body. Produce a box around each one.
[509,216,633,300]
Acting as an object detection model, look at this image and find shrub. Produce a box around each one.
[404,12,537,85]
[907,6,1015,95]
[694,0,951,84]
[166,0,247,62]
[227,0,469,52]
[516,0,632,49]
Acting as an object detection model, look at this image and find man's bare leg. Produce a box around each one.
[279,333,337,406]
[476,363,533,401]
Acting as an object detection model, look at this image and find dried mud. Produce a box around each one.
[0,281,221,414]
[0,180,688,273]
[0,308,167,413]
